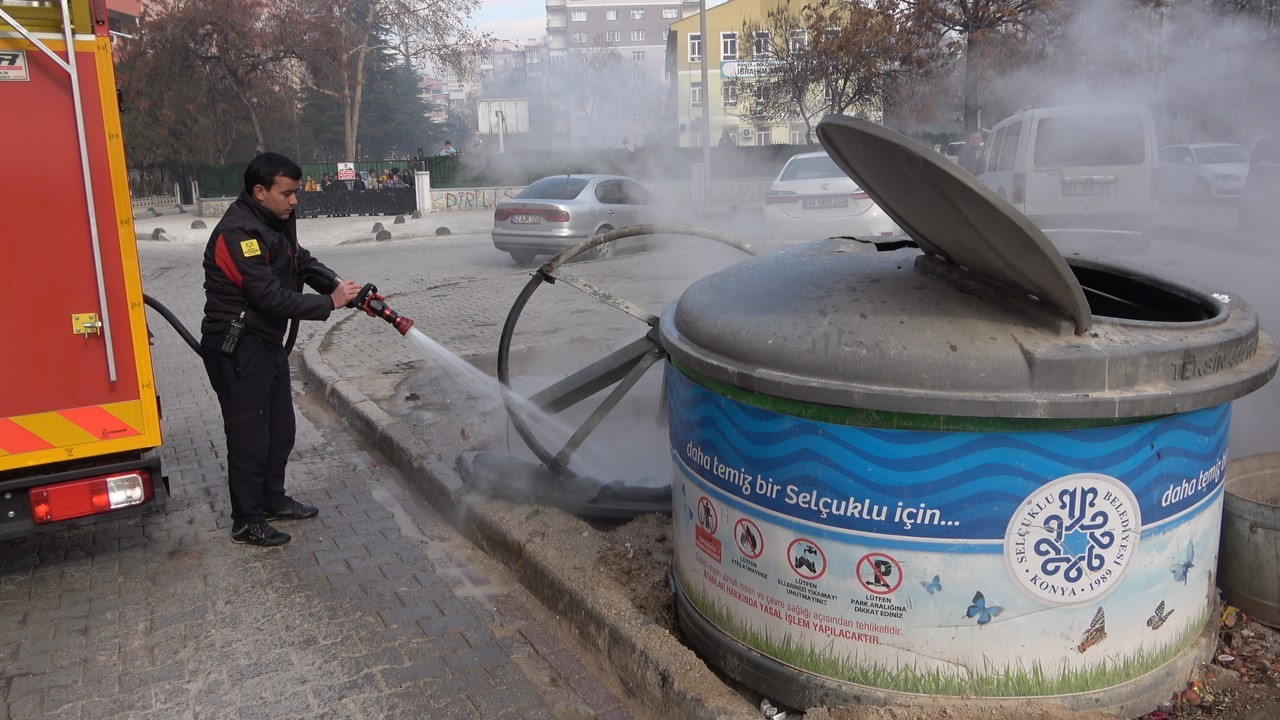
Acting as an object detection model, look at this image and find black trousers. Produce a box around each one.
[201,332,295,524]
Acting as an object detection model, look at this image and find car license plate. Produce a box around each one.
[803,195,849,209]
[510,214,541,224]
[1062,179,1113,197]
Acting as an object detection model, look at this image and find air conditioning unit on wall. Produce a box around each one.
[740,128,753,139]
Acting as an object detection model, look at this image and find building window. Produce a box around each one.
[691,83,703,108]
[631,29,645,42]
[755,84,771,104]
[790,29,808,53]
[571,10,586,21]
[754,31,771,57]
[790,129,806,144]
[631,8,644,19]
[572,32,587,44]
[663,29,669,41]
[605,9,618,20]
[722,80,737,108]
[632,50,646,62]
[756,128,771,145]
[721,32,737,61]
[606,31,621,42]
[689,33,701,62]
[663,7,678,18]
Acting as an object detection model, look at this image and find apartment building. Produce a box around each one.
[546,0,702,147]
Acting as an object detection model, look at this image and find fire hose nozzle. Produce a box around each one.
[352,283,415,336]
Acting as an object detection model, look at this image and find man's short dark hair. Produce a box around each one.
[244,152,302,193]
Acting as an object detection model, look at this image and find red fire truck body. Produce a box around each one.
[0,0,167,537]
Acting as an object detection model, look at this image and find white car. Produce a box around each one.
[1157,143,1250,203]
[763,151,899,245]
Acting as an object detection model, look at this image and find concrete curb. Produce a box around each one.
[299,340,756,719]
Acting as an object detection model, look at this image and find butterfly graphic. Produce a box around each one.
[964,591,1003,625]
[1147,601,1175,631]
[1076,607,1107,653]
[921,575,942,595]
[1170,540,1196,584]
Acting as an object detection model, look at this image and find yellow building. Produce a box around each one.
[669,0,797,147]
[671,0,885,148]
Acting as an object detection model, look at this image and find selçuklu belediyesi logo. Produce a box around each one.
[1005,473,1141,606]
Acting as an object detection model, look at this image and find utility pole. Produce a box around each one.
[698,0,712,205]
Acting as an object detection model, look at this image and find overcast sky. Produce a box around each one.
[469,0,548,44]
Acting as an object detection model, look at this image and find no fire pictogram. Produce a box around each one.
[856,552,903,595]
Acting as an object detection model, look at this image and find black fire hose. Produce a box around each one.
[143,268,343,358]
[142,294,202,356]
[142,294,308,358]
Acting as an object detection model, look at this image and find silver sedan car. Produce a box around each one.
[492,174,657,264]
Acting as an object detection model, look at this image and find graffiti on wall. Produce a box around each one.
[198,198,234,218]
[430,187,521,212]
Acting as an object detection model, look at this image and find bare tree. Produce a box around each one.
[737,0,938,143]
[551,46,656,149]
[118,0,290,160]
[735,6,827,142]
[903,0,1064,132]
[284,0,486,162]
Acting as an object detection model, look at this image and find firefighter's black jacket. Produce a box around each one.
[201,191,339,341]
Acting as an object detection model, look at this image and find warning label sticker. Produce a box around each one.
[0,51,30,82]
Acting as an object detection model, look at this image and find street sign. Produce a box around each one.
[721,59,784,79]
[478,98,529,135]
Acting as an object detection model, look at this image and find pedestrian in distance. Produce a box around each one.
[958,130,985,175]
[303,174,319,192]
[718,129,735,147]
[200,152,362,547]
[439,140,459,156]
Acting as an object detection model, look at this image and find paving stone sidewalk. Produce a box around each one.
[0,247,642,720]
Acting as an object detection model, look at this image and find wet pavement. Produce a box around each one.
[0,214,671,720]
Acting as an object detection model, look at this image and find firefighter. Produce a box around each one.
[200,152,362,546]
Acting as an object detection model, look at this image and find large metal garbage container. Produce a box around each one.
[661,116,1278,714]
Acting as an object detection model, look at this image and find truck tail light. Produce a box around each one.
[29,471,153,524]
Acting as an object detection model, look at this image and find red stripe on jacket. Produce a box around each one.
[214,234,245,290]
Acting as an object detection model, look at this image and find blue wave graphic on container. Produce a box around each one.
[668,369,1229,539]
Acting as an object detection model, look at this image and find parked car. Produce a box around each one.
[763,150,899,245]
[1238,133,1280,237]
[1157,143,1250,202]
[976,104,1158,243]
[942,141,966,164]
[491,174,657,264]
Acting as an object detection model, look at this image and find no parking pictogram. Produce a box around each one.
[856,552,903,595]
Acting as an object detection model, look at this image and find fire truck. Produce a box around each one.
[0,0,167,537]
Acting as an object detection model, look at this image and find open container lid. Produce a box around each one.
[816,115,1093,334]
[660,115,1277,419]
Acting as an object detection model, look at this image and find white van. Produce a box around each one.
[976,104,1157,242]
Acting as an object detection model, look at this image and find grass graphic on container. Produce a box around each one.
[679,570,1208,696]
